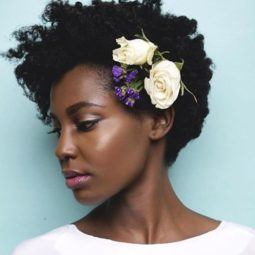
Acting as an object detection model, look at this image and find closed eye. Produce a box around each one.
[47,119,100,137]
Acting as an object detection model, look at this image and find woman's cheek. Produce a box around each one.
[85,118,148,184]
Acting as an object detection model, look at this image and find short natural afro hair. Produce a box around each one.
[1,0,214,168]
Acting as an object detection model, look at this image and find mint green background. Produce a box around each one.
[0,0,254,254]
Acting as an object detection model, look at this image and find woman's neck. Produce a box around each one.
[75,167,220,244]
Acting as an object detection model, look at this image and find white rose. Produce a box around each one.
[112,36,157,65]
[144,60,181,109]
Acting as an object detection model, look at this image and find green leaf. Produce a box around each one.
[126,66,136,71]
[130,80,143,89]
[121,63,128,68]
[174,58,184,71]
[180,81,185,96]
[153,56,162,63]
[134,34,144,40]
[133,80,143,86]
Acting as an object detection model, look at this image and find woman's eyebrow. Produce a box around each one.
[49,100,105,119]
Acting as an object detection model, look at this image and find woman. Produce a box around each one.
[2,0,255,254]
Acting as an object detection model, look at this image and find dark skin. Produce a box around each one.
[49,64,221,244]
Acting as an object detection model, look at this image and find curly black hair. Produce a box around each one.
[1,0,214,168]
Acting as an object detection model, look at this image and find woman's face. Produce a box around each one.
[49,64,153,205]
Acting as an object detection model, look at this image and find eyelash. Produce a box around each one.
[47,119,100,137]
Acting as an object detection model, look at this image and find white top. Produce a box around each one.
[11,220,255,255]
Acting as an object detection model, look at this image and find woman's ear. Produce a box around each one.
[148,107,175,141]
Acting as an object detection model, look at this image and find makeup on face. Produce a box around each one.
[65,174,92,189]
[48,100,105,137]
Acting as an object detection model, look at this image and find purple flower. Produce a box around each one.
[115,86,127,100]
[133,91,140,100]
[112,65,123,78]
[114,86,121,94]
[115,85,140,107]
[126,87,140,100]
[126,69,138,83]
[124,97,136,107]
[113,76,121,83]
[115,86,121,91]
[126,87,135,96]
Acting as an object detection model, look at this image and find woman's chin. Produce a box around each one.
[73,190,109,206]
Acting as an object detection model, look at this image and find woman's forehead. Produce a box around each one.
[49,65,113,111]
[51,65,108,93]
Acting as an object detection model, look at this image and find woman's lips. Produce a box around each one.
[65,174,92,189]
[62,169,92,189]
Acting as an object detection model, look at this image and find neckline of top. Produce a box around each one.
[68,220,226,247]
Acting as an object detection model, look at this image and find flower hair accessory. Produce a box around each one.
[112,29,197,109]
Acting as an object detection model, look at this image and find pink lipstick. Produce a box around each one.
[63,170,92,189]
[65,174,92,189]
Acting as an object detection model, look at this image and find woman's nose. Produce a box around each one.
[54,129,77,162]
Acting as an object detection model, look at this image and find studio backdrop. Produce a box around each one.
[0,0,254,255]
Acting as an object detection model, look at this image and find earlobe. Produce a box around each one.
[149,107,175,140]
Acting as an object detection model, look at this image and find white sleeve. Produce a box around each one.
[240,235,255,254]
[11,238,58,255]
[11,225,69,255]
[11,240,34,255]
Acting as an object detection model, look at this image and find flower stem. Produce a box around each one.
[181,81,198,103]
[157,50,165,60]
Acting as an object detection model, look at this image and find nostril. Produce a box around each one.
[54,140,77,161]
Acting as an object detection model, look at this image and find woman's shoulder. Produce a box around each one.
[222,220,255,236]
[10,220,255,254]
[11,224,71,255]
[219,220,255,253]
